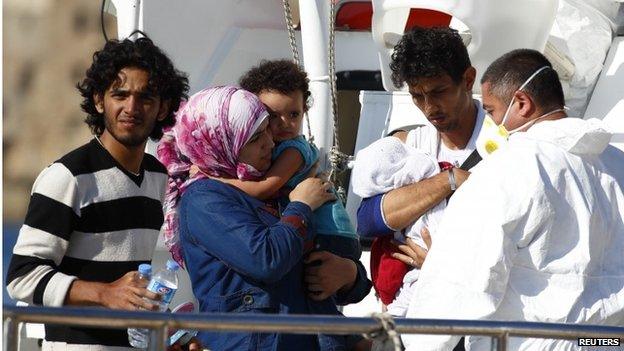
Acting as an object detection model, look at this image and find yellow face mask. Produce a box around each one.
[476,113,510,158]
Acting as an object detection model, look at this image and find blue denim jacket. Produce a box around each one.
[179,179,369,351]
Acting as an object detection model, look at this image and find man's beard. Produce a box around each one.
[112,133,150,147]
[434,119,460,133]
[104,119,153,147]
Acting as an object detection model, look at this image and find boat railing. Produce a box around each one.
[3,305,623,351]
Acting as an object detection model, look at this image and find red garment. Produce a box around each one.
[370,235,409,305]
[438,161,454,171]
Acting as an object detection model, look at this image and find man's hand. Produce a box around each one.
[98,271,160,311]
[65,271,161,309]
[391,227,432,269]
[304,251,357,301]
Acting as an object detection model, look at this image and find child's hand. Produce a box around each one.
[189,165,201,177]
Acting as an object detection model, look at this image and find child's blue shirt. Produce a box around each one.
[272,135,319,188]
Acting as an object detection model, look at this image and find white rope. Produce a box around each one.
[326,0,353,201]
[363,312,403,351]
[328,0,340,154]
[282,0,301,67]
[282,0,353,199]
[282,0,313,142]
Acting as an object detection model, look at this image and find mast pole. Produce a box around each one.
[298,0,334,169]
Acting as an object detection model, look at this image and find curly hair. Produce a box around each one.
[76,36,189,140]
[481,49,564,111]
[390,27,471,88]
[239,59,311,111]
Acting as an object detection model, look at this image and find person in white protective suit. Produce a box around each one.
[402,49,624,351]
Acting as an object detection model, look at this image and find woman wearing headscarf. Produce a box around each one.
[158,86,363,350]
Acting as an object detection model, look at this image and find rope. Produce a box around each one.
[282,0,301,67]
[326,0,352,201]
[282,0,313,142]
[282,0,352,200]
[327,148,352,174]
[363,313,403,351]
[328,0,340,154]
[327,147,353,202]
[327,0,347,184]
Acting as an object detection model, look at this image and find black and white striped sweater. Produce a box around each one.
[6,138,167,346]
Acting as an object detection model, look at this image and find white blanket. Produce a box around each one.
[351,136,446,250]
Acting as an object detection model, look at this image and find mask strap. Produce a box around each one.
[507,108,566,134]
[517,66,550,91]
[500,66,551,127]
[500,96,516,127]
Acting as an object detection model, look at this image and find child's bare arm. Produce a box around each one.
[223,148,304,199]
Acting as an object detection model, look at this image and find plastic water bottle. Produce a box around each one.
[128,264,152,348]
[128,260,180,348]
[148,259,179,311]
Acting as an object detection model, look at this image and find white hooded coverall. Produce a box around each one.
[402,118,624,351]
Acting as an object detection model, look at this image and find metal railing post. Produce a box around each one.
[491,332,509,351]
[3,317,19,351]
[148,324,168,351]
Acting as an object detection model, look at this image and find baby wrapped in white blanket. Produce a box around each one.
[351,136,446,316]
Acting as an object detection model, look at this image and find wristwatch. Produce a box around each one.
[448,168,457,192]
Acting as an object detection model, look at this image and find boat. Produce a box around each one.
[6,0,624,349]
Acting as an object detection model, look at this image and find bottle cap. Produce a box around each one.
[138,264,152,275]
[166,259,180,271]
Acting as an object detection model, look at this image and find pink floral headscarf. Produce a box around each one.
[157,86,269,267]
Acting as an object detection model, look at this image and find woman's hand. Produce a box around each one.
[391,227,432,269]
[168,337,202,351]
[304,251,357,301]
[289,177,335,211]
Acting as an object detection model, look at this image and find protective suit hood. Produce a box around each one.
[522,117,612,155]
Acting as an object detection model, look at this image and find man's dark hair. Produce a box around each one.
[481,49,564,111]
[239,59,311,111]
[390,27,471,88]
[77,36,189,140]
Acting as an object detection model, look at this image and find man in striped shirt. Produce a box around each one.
[6,35,189,350]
